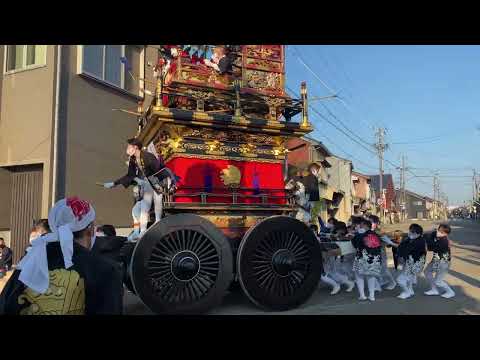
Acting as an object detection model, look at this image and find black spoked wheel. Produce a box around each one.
[130,214,233,314]
[237,216,322,311]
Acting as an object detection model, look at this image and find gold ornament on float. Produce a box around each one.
[220,165,241,187]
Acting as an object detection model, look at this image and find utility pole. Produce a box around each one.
[434,176,436,220]
[473,169,478,203]
[474,169,478,220]
[396,154,408,221]
[374,127,388,222]
[401,155,408,221]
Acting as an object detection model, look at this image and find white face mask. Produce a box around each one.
[357,228,367,234]
[96,231,105,237]
[408,232,420,240]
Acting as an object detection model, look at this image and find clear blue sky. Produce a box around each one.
[285,45,480,206]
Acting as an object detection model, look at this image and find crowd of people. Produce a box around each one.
[311,214,455,301]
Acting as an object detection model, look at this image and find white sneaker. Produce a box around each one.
[397,291,413,299]
[359,295,367,301]
[441,290,455,299]
[345,281,355,292]
[368,295,375,302]
[330,284,341,295]
[424,289,440,296]
[385,282,396,290]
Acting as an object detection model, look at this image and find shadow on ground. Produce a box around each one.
[124,275,480,315]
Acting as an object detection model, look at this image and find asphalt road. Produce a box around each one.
[124,219,480,315]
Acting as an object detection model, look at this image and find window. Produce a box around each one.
[5,45,47,73]
[413,201,423,206]
[80,45,144,95]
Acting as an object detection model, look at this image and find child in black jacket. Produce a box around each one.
[396,224,426,299]
[351,219,382,301]
[424,224,455,298]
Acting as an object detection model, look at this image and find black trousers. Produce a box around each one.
[391,247,399,270]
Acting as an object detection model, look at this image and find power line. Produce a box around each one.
[291,46,337,95]
[321,47,384,129]
[286,85,377,157]
[287,49,441,193]
[291,45,377,131]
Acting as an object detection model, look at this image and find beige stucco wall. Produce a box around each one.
[0,168,11,229]
[326,156,353,223]
[0,45,56,218]
[62,46,143,227]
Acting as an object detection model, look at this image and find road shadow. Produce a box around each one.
[452,244,480,254]
[452,255,480,268]
[448,269,480,289]
[124,276,480,315]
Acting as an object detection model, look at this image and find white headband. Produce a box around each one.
[17,197,95,294]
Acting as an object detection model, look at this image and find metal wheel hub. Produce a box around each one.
[171,251,200,281]
[272,249,296,277]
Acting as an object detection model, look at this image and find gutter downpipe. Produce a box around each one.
[51,45,62,206]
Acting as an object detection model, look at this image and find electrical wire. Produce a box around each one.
[291,45,377,131]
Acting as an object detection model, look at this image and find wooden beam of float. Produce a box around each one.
[138,107,313,147]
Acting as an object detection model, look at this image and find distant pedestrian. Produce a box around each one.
[424,224,455,299]
[0,238,12,278]
[96,224,116,237]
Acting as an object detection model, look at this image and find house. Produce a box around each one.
[369,174,396,212]
[352,171,375,216]
[286,136,333,222]
[395,189,429,220]
[0,45,157,261]
[286,136,331,182]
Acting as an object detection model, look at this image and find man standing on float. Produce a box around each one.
[104,138,164,240]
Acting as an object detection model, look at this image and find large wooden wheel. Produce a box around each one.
[237,216,323,311]
[130,214,233,314]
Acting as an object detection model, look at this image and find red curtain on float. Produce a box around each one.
[166,157,287,204]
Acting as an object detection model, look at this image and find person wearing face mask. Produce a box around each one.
[395,224,426,299]
[323,217,337,234]
[423,224,455,299]
[0,238,12,279]
[29,219,51,244]
[351,219,382,301]
[0,197,123,315]
[368,215,398,291]
[103,138,171,239]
